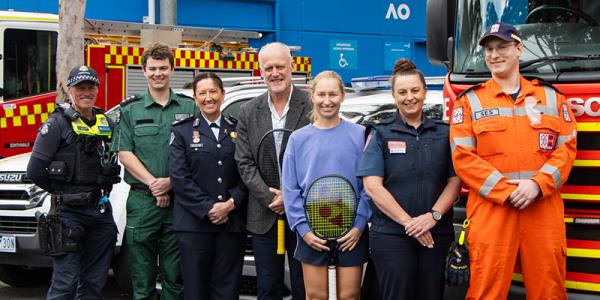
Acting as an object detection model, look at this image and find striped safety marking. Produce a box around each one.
[103,46,312,73]
[0,102,55,128]
[512,273,600,292]
[577,122,600,132]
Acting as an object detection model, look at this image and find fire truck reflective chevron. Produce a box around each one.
[0,102,55,128]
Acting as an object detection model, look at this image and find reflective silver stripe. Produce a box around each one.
[540,163,561,188]
[544,86,559,117]
[514,105,560,117]
[451,137,476,153]
[465,90,483,118]
[480,170,503,198]
[503,171,536,180]
[556,129,577,147]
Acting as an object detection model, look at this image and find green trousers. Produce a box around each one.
[126,190,183,300]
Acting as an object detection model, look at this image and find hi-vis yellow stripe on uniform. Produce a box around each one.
[0,102,54,128]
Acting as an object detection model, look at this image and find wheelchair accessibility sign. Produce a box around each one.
[330,40,357,70]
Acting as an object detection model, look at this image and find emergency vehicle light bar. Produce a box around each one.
[350,75,445,92]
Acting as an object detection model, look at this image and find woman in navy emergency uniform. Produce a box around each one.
[357,59,461,300]
[169,72,248,300]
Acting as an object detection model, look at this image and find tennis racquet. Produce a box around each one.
[257,128,293,255]
[304,175,358,267]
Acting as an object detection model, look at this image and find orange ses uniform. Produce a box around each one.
[449,77,577,300]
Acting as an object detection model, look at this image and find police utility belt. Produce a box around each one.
[55,190,102,207]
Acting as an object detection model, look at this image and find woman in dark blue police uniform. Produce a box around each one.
[357,59,461,300]
[169,72,248,300]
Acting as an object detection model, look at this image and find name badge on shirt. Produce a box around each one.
[175,113,190,121]
[388,141,406,154]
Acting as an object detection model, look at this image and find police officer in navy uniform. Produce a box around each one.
[357,59,461,300]
[170,72,248,300]
[27,66,119,299]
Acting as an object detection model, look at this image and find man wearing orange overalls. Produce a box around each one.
[449,22,577,299]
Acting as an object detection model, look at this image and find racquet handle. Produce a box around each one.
[276,216,285,255]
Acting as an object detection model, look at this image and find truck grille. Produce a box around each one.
[0,216,37,234]
[0,190,29,200]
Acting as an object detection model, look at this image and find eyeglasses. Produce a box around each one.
[484,42,517,56]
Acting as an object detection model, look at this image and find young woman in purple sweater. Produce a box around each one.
[282,71,371,300]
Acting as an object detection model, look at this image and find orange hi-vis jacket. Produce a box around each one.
[450,76,577,300]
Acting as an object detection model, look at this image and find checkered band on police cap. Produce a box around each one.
[67,65,100,87]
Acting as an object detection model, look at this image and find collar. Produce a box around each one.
[487,76,534,99]
[201,113,222,127]
[143,89,179,108]
[267,85,293,118]
[390,111,436,134]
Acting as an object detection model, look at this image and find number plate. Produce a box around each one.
[0,236,16,253]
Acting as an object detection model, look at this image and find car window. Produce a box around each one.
[222,97,254,120]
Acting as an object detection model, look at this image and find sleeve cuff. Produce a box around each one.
[353,215,368,232]
[296,222,311,237]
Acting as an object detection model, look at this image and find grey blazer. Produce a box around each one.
[235,86,311,234]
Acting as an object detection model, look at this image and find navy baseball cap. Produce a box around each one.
[479,22,522,46]
[67,65,100,87]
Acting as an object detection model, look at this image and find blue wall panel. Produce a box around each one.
[0,0,446,79]
[178,0,273,30]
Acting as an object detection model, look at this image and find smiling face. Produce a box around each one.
[392,73,426,121]
[68,82,98,114]
[259,44,293,97]
[194,78,224,121]
[143,57,173,91]
[484,37,522,79]
[312,77,345,121]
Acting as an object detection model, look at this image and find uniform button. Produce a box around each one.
[217,195,223,201]
[217,178,222,183]
[217,160,223,166]
[217,144,222,149]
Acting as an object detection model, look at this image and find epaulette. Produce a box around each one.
[119,94,142,107]
[172,115,195,126]
[175,92,194,101]
[456,83,483,100]
[92,106,105,114]
[533,79,564,95]
[224,114,238,126]
[54,103,79,121]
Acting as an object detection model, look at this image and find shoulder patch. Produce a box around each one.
[120,94,142,107]
[451,106,464,125]
[534,79,564,95]
[456,83,483,100]
[39,121,52,136]
[172,115,194,126]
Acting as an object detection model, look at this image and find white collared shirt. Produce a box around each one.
[201,113,221,140]
[267,85,293,157]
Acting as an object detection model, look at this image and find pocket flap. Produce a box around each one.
[134,124,159,136]
[531,116,560,131]
[473,118,506,134]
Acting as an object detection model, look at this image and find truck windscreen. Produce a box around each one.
[454,0,600,74]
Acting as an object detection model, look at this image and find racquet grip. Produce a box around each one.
[276,217,285,255]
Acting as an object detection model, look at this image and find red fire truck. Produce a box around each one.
[426,0,600,296]
[0,10,311,158]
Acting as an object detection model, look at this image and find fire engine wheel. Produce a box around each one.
[112,240,133,295]
[0,264,51,287]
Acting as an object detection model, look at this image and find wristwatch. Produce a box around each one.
[431,209,442,221]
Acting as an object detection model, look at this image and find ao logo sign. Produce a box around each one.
[386,3,410,20]
[568,97,600,117]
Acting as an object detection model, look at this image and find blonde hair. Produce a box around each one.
[308,70,345,122]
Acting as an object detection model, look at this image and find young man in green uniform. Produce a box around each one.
[114,42,197,300]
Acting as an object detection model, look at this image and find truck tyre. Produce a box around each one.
[112,240,132,295]
[0,265,51,287]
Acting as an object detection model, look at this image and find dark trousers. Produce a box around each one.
[46,204,117,300]
[252,222,305,300]
[176,231,245,300]
[370,231,453,300]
